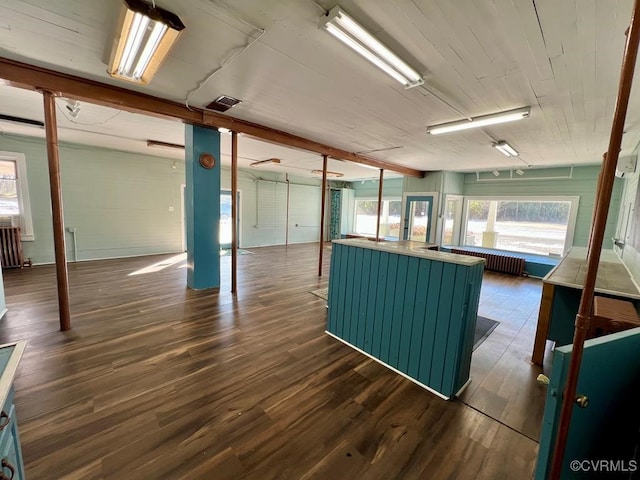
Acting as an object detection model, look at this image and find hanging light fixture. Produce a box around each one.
[492,141,519,157]
[319,6,424,89]
[426,107,530,135]
[108,0,185,85]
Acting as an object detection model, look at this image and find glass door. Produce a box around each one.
[403,195,434,242]
[442,195,463,246]
[220,190,239,249]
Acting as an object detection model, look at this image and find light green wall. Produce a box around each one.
[219,168,323,247]
[403,171,443,193]
[615,164,640,281]
[351,177,403,198]
[0,135,184,264]
[462,165,622,248]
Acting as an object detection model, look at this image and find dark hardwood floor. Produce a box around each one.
[0,244,546,479]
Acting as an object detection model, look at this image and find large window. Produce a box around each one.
[354,198,401,239]
[0,152,33,240]
[463,197,579,256]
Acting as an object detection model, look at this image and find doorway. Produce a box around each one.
[403,194,435,242]
[442,194,464,245]
[220,190,240,249]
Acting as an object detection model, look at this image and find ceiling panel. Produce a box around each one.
[0,0,639,174]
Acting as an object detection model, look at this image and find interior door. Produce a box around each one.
[403,195,434,242]
[535,328,640,479]
[220,190,240,249]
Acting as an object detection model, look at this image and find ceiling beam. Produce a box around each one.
[0,57,425,178]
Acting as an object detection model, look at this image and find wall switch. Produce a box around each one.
[66,227,76,233]
[168,206,175,212]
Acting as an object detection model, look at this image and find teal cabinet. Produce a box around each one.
[0,342,26,480]
[327,239,484,399]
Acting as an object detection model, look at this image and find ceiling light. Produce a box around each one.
[0,114,44,128]
[66,99,81,118]
[320,6,423,89]
[312,170,344,178]
[250,158,281,167]
[492,170,500,177]
[108,0,185,85]
[426,107,530,135]
[492,141,519,157]
[218,127,232,135]
[147,139,185,150]
[515,168,525,176]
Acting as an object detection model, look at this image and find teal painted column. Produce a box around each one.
[185,124,220,290]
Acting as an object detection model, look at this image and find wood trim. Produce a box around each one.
[42,91,71,331]
[531,282,555,366]
[376,169,384,241]
[0,57,424,178]
[231,131,238,294]
[319,155,328,277]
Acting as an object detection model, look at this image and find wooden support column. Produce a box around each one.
[231,131,238,294]
[375,169,384,241]
[549,2,640,477]
[42,91,71,331]
[319,155,328,276]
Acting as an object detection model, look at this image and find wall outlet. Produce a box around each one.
[168,206,175,212]
[66,227,76,233]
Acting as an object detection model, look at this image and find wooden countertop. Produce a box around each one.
[543,247,640,299]
[0,341,26,409]
[332,239,486,267]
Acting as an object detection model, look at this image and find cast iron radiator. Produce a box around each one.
[451,248,525,276]
[0,227,29,268]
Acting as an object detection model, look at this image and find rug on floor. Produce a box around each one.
[473,316,500,350]
[310,288,499,351]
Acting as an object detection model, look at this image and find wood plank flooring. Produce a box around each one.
[0,244,546,479]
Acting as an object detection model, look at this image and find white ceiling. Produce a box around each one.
[0,0,639,175]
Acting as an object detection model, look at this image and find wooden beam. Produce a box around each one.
[231,131,238,294]
[376,169,384,241]
[0,57,424,178]
[41,91,71,331]
[319,155,328,277]
[549,2,640,477]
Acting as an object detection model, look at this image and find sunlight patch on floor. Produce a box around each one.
[128,253,187,276]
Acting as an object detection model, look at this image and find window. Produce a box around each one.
[0,152,33,241]
[354,198,401,239]
[462,197,579,256]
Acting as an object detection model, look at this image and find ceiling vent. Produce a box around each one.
[206,95,242,112]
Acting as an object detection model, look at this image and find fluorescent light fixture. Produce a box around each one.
[492,141,519,157]
[515,168,525,176]
[250,158,281,167]
[426,107,530,135]
[147,140,184,150]
[108,0,185,85]
[492,170,500,177]
[312,169,344,178]
[0,114,44,128]
[320,6,423,89]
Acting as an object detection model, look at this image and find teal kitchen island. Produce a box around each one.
[327,239,485,399]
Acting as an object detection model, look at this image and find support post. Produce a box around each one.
[319,154,328,276]
[42,91,71,331]
[376,169,384,241]
[231,131,238,294]
[549,2,640,477]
